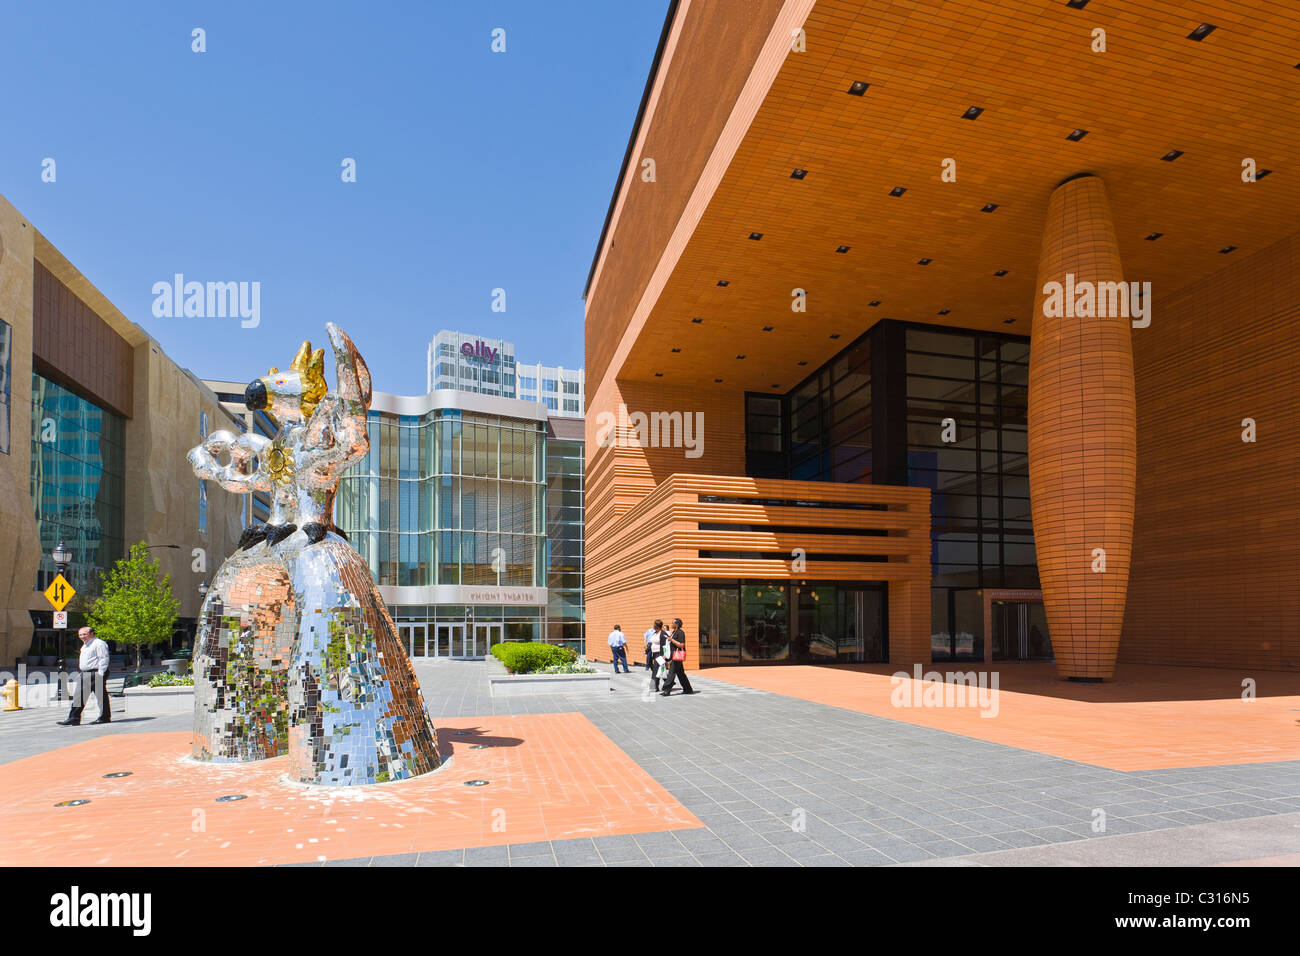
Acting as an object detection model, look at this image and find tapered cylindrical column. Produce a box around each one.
[1028,175,1136,680]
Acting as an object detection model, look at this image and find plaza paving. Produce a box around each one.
[2,659,1298,866]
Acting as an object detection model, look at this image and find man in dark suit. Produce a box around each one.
[659,618,696,696]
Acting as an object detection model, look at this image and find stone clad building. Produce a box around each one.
[0,192,243,667]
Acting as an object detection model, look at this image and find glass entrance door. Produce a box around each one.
[472,623,503,658]
[992,601,1052,660]
[436,623,463,659]
[399,623,428,658]
[699,588,740,665]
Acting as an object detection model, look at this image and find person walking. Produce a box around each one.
[643,620,663,691]
[607,624,630,674]
[57,626,111,725]
[659,617,695,696]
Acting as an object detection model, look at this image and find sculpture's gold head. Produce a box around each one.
[244,340,327,423]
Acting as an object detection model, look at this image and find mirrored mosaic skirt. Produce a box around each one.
[285,531,442,785]
[192,543,294,761]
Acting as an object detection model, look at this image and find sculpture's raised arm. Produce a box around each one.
[301,322,371,483]
[188,429,272,494]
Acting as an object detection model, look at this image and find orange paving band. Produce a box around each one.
[0,717,701,866]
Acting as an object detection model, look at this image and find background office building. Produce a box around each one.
[582,1,1299,680]
[0,192,244,668]
[335,388,584,659]
[427,329,584,418]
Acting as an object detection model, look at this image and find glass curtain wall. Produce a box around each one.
[700,581,887,664]
[336,409,544,590]
[904,327,1034,661]
[544,438,584,649]
[29,373,126,595]
[752,334,872,483]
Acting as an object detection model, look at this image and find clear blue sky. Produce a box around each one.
[0,1,667,394]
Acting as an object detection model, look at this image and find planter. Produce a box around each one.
[40,656,55,667]
[123,684,194,716]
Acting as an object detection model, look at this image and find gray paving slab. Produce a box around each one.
[12,657,1299,868]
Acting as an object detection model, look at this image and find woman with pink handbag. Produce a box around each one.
[659,617,696,696]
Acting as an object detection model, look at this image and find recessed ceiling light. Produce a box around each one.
[714,378,723,383]
[1256,169,1273,179]
[938,309,950,315]
[797,361,808,366]
[836,245,851,253]
[1066,0,1090,8]
[962,106,984,120]
[994,269,1009,277]
[717,280,729,287]
[691,317,703,324]
[829,333,840,339]
[771,384,780,389]
[1145,232,1163,241]
[918,258,932,265]
[848,81,869,96]
[748,232,763,241]
[762,326,774,332]
[1187,23,1217,41]
[889,186,907,197]
[1219,245,1237,254]
[981,203,998,213]
[654,372,663,377]
[1066,129,1089,141]
[791,168,808,180]
[1161,149,1184,161]
[869,300,881,307]
[671,347,682,352]
[736,354,746,359]
[1003,317,1017,324]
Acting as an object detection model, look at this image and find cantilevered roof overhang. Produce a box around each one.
[585,0,1300,394]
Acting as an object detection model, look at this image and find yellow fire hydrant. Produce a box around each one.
[2,679,21,711]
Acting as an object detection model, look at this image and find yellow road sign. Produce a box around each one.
[44,574,75,612]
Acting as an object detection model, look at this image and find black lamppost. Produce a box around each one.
[51,541,71,702]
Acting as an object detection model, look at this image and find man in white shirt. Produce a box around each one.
[58,626,112,725]
[607,624,629,674]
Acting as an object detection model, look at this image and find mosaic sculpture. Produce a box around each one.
[188,324,441,784]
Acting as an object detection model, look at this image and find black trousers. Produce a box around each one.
[66,669,111,723]
[661,658,693,694]
[645,648,659,690]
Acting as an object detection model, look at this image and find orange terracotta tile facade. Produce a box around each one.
[586,472,930,669]
[584,1,1300,680]
[1123,232,1300,671]
[1029,175,1137,680]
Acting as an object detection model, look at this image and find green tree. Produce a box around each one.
[87,542,181,671]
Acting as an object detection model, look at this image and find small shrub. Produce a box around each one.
[490,642,577,674]
[148,672,195,687]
